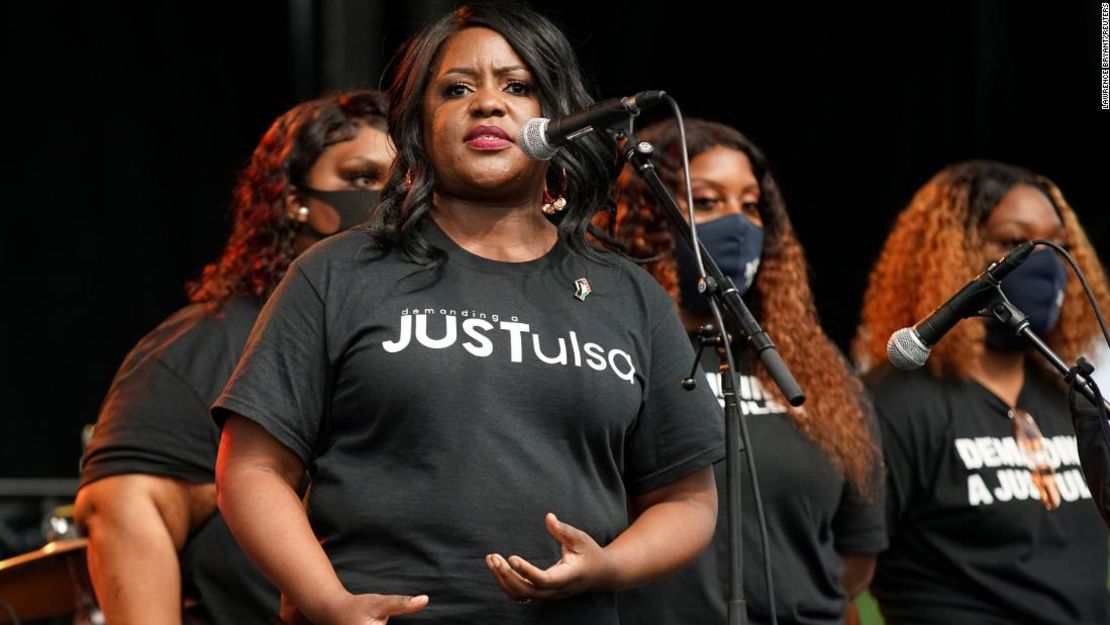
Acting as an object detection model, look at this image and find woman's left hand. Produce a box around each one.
[485,512,616,603]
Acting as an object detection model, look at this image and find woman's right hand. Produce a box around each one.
[283,592,429,625]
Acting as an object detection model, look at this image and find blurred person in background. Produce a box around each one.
[76,90,393,624]
[604,117,885,625]
[855,160,1110,624]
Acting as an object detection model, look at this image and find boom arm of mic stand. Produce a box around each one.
[623,139,806,406]
[987,291,1110,412]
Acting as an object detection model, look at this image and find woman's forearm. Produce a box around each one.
[604,466,718,590]
[216,417,345,623]
[76,475,191,625]
[840,553,876,598]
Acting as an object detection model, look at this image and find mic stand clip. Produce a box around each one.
[985,288,1110,411]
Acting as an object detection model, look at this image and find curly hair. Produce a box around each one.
[187,90,390,308]
[369,2,619,271]
[600,118,880,495]
[855,160,1110,379]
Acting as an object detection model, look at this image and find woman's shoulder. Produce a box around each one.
[294,228,386,265]
[862,364,961,427]
[290,229,412,286]
[579,245,674,308]
[864,363,952,397]
[114,298,261,392]
[146,299,257,353]
[570,249,683,335]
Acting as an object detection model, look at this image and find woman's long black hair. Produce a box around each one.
[368,2,619,270]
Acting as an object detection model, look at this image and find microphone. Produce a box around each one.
[519,90,666,160]
[887,241,1036,370]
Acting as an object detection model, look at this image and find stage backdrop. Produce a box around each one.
[3,1,1107,481]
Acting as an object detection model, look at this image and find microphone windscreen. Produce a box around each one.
[887,327,930,370]
[519,118,557,161]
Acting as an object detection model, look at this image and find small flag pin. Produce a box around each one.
[574,277,592,301]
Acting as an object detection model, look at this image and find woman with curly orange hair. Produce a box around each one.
[605,118,885,625]
[75,90,392,624]
[855,160,1110,625]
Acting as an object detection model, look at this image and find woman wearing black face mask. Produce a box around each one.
[75,90,392,625]
[601,118,886,625]
[279,98,393,254]
[855,160,1110,625]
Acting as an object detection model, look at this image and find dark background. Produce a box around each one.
[3,1,1108,479]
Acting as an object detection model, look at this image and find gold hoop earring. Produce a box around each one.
[542,168,568,215]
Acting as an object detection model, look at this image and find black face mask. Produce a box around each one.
[985,248,1068,351]
[674,214,764,315]
[298,187,382,237]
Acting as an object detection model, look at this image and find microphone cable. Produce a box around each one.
[658,94,780,625]
[1032,239,1110,352]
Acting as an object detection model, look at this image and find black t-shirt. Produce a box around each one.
[619,354,887,625]
[211,222,725,625]
[866,365,1109,625]
[80,296,279,625]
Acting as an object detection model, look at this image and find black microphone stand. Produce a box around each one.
[986,288,1110,411]
[620,134,805,625]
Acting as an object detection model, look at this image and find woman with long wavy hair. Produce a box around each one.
[603,117,885,625]
[212,4,723,624]
[77,90,392,624]
[855,160,1110,625]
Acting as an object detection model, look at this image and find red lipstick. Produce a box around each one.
[465,125,512,150]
